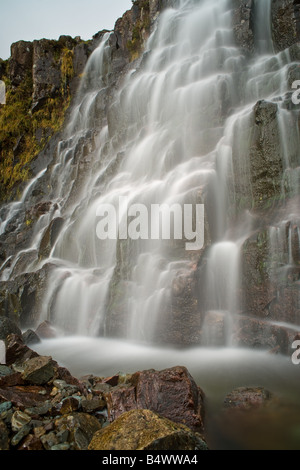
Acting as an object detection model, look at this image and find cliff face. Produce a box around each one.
[1,0,300,353]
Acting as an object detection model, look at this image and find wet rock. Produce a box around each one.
[0,419,9,450]
[11,423,32,446]
[232,0,254,55]
[0,366,13,377]
[0,264,55,329]
[22,356,55,385]
[59,397,80,415]
[55,413,102,450]
[224,387,273,411]
[5,334,39,366]
[38,217,64,259]
[232,100,283,212]
[40,431,59,450]
[0,317,22,341]
[81,397,106,413]
[105,366,205,433]
[272,0,300,53]
[35,321,57,340]
[89,409,208,451]
[22,329,41,346]
[11,410,32,432]
[18,433,43,450]
[232,316,297,355]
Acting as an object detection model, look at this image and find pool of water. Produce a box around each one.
[35,336,300,450]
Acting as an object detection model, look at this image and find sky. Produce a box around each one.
[0,0,133,59]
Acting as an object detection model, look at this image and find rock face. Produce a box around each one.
[89,409,208,451]
[272,0,300,52]
[232,0,254,55]
[9,41,33,87]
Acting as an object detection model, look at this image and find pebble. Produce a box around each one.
[0,402,12,414]
[11,411,31,432]
[11,424,32,446]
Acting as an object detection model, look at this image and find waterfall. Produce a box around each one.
[2,0,300,352]
[253,0,274,55]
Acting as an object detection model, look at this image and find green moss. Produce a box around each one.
[0,48,74,202]
[127,0,151,61]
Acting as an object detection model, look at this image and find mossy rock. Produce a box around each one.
[88,409,208,451]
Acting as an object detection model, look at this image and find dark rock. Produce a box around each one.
[224,387,273,411]
[272,0,300,53]
[35,321,57,339]
[0,419,9,450]
[0,366,13,377]
[9,41,33,87]
[32,39,62,108]
[232,0,254,55]
[59,397,80,415]
[22,356,55,385]
[18,433,43,450]
[54,413,102,450]
[0,317,22,341]
[232,316,295,355]
[5,334,39,366]
[0,372,25,388]
[105,366,205,433]
[38,217,64,259]
[89,409,208,451]
[0,385,49,409]
[232,100,283,211]
[0,264,55,329]
[11,424,32,447]
[22,329,41,346]
[81,397,106,413]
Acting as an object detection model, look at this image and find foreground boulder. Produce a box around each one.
[88,409,208,451]
[105,366,205,432]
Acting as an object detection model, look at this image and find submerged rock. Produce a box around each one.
[88,409,208,451]
[224,387,273,411]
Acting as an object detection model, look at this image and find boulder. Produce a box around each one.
[105,366,205,433]
[224,387,273,411]
[22,356,55,385]
[0,317,21,341]
[88,409,208,451]
[54,413,102,450]
[5,334,39,366]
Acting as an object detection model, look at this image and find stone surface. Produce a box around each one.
[0,419,9,450]
[272,0,300,52]
[54,413,102,450]
[224,387,273,411]
[89,409,208,451]
[5,334,39,366]
[22,356,55,385]
[0,317,22,341]
[105,366,205,432]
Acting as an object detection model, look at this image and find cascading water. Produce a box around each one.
[2,0,300,346]
[2,0,300,448]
